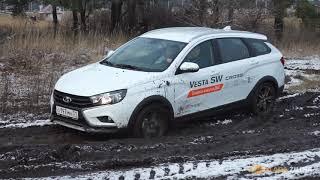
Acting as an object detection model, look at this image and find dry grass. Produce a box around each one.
[0,15,50,29]
[0,15,129,113]
[276,17,320,58]
[0,15,128,59]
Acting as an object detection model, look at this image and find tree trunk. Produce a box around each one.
[12,1,25,16]
[274,16,284,40]
[52,5,58,38]
[212,0,220,26]
[198,1,206,25]
[127,0,136,30]
[138,0,148,32]
[227,1,235,24]
[79,0,87,32]
[273,0,287,40]
[111,0,123,32]
[72,9,79,37]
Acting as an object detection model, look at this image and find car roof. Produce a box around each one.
[140,27,267,43]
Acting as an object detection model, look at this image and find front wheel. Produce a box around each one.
[133,104,170,138]
[250,82,277,118]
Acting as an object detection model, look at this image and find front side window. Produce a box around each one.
[100,37,186,72]
[216,38,250,63]
[183,40,215,69]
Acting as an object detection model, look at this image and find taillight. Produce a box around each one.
[280,57,285,66]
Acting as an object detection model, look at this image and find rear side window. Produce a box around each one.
[244,39,271,56]
[216,38,250,63]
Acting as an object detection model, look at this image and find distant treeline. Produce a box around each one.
[1,0,319,39]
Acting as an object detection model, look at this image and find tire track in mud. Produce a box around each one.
[0,92,320,178]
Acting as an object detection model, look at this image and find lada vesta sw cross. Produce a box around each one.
[50,27,285,138]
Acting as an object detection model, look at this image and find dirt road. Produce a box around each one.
[0,92,320,179]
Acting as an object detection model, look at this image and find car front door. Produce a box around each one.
[173,40,224,117]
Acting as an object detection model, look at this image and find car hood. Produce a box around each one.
[55,63,158,96]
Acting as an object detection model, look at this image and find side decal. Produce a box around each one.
[188,84,224,98]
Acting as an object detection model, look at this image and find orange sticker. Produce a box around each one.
[188,84,224,98]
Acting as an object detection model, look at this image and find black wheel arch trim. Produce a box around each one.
[247,76,280,100]
[128,95,174,128]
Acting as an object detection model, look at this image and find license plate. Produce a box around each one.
[56,106,79,120]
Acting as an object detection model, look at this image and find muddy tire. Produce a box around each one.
[133,104,170,138]
[250,82,277,118]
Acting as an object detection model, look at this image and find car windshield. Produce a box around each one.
[100,37,186,72]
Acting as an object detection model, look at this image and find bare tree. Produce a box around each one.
[127,0,136,30]
[79,0,88,32]
[272,0,290,40]
[52,4,58,37]
[111,0,123,32]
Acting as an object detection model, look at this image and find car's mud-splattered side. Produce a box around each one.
[0,92,320,179]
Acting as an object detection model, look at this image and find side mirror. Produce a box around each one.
[179,62,200,73]
[105,50,115,58]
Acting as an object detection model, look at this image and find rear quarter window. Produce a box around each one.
[244,38,271,57]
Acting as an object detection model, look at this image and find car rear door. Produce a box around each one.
[208,38,257,105]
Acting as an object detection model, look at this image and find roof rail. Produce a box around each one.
[223,26,232,31]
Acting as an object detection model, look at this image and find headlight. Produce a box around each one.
[90,89,127,105]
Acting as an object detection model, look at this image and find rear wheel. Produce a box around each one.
[133,104,170,138]
[251,82,277,118]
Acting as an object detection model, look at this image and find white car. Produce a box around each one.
[50,27,285,137]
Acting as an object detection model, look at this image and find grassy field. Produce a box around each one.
[0,15,128,59]
[0,15,319,58]
[0,15,128,113]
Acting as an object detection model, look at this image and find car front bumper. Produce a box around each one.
[50,102,128,133]
[51,114,119,133]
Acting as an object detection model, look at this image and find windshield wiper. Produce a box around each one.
[100,61,143,71]
[114,64,143,71]
[100,61,114,66]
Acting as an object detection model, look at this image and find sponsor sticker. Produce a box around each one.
[188,83,224,98]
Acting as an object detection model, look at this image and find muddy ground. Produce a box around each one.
[0,91,320,179]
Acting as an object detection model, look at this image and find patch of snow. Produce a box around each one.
[0,113,51,129]
[217,119,232,125]
[190,136,214,144]
[203,119,233,127]
[0,119,52,129]
[294,106,304,110]
[278,93,301,100]
[242,130,256,134]
[285,77,304,88]
[286,57,320,71]
[314,96,320,104]
[40,148,320,180]
[310,131,320,136]
[306,106,320,109]
[304,113,320,118]
[284,57,320,93]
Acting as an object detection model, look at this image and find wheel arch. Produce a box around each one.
[247,76,279,100]
[128,95,174,128]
